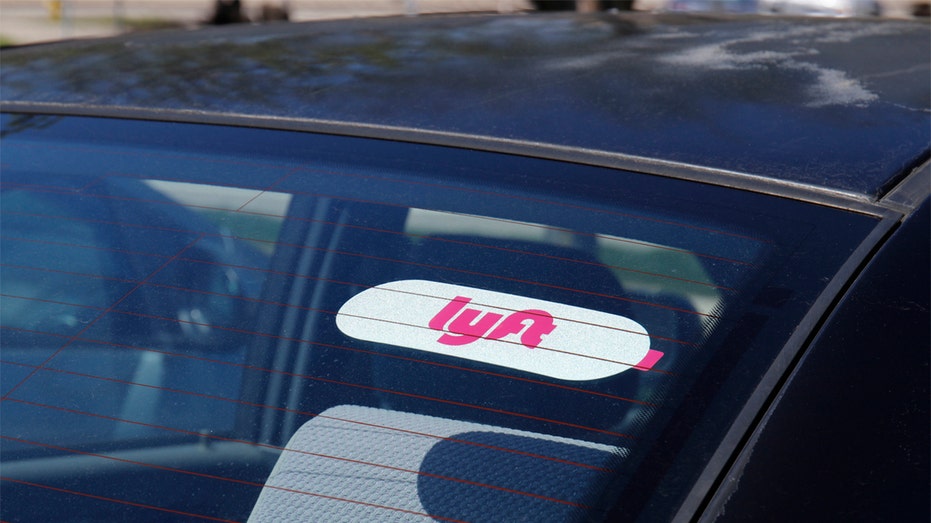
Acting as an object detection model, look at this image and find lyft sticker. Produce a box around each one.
[336,280,662,381]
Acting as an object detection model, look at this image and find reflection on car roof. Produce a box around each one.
[1,13,929,197]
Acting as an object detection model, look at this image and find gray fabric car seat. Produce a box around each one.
[248,405,625,522]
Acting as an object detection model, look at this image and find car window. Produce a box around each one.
[0,115,880,522]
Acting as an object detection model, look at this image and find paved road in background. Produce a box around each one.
[0,0,532,45]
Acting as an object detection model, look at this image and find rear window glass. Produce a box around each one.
[0,115,878,522]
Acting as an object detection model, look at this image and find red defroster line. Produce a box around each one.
[0,256,700,351]
[283,165,773,244]
[0,477,239,523]
[166,255,708,341]
[125,282,685,375]
[2,202,739,296]
[85,309,646,437]
[0,263,139,284]
[1,357,635,468]
[5,140,297,184]
[0,234,206,401]
[4,139,770,244]
[196,238,722,318]
[235,170,297,213]
[6,398,604,508]
[274,186,760,267]
[24,323,639,439]
[3,174,759,268]
[0,234,170,260]
[1,214,724,319]
[1,285,670,415]
[0,437,465,523]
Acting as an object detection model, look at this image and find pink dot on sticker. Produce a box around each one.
[634,349,664,371]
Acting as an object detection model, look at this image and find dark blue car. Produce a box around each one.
[1,12,928,522]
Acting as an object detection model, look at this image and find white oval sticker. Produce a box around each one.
[335,280,662,381]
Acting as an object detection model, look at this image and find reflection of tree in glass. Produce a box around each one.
[0,114,61,139]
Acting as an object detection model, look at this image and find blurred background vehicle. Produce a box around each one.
[662,0,758,13]
[757,0,880,16]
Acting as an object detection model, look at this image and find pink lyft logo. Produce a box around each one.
[428,296,556,348]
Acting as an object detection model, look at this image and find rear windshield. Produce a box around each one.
[1,115,878,522]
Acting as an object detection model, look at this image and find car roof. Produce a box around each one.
[2,13,929,200]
